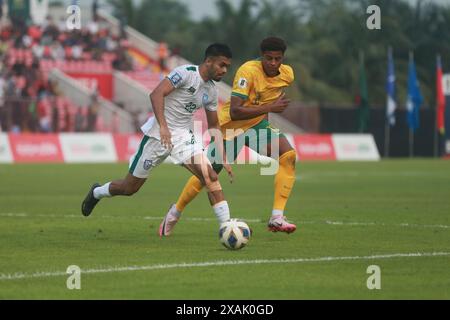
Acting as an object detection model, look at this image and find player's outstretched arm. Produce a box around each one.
[205,110,233,183]
[229,93,291,121]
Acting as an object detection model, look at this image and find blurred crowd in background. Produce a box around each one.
[0,7,135,134]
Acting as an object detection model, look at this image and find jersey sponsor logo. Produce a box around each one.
[238,77,248,89]
[187,86,196,94]
[169,72,182,86]
[184,102,198,113]
[143,159,153,170]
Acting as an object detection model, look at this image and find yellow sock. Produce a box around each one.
[273,150,297,213]
[175,176,204,212]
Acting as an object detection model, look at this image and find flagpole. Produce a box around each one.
[434,54,444,158]
[434,108,438,157]
[385,47,389,158]
[409,51,414,158]
[385,121,390,157]
[360,50,364,133]
[385,46,393,158]
[409,128,414,158]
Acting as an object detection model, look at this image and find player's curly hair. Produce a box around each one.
[260,37,287,54]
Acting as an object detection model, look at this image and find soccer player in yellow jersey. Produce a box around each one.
[159,37,297,236]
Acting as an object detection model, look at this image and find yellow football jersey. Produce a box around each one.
[218,59,294,139]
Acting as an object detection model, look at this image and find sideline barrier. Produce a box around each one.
[59,134,118,163]
[0,134,13,163]
[8,134,64,163]
[0,133,381,163]
[446,140,450,158]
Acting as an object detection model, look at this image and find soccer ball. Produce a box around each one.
[219,219,251,250]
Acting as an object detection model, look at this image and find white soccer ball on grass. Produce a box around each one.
[219,219,251,250]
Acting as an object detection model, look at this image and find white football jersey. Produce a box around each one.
[141,65,218,138]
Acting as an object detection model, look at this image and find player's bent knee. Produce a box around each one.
[208,170,219,182]
[202,166,222,193]
[206,180,222,193]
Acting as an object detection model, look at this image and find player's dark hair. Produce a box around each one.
[204,43,233,61]
[260,37,287,54]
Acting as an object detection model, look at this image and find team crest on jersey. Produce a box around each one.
[202,93,209,106]
[238,77,248,89]
[143,159,153,170]
[169,72,182,86]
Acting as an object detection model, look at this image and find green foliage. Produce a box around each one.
[108,0,450,108]
[107,0,136,26]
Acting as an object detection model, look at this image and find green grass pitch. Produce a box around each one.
[0,160,449,299]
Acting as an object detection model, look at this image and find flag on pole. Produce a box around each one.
[357,52,369,132]
[386,47,397,126]
[436,55,446,134]
[406,54,423,132]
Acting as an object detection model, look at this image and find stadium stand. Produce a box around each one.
[0,5,302,135]
[0,11,141,133]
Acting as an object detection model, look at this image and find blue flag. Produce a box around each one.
[406,56,423,132]
[386,48,396,126]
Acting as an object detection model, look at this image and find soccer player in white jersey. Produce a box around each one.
[81,44,234,236]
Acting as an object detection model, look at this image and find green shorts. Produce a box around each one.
[208,119,286,173]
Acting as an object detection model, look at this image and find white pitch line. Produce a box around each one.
[0,213,262,223]
[143,216,263,223]
[323,220,450,230]
[296,171,450,179]
[0,212,28,217]
[1,252,449,281]
[1,213,449,229]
